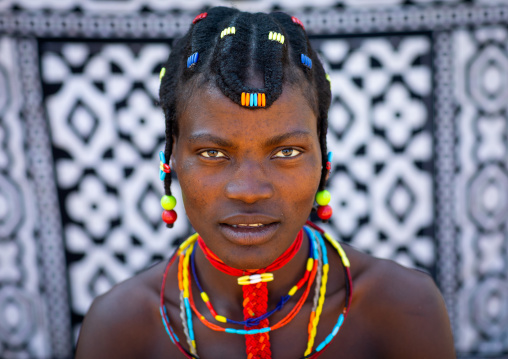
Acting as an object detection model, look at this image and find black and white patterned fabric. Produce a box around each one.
[0,1,507,358]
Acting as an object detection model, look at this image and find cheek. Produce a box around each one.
[276,158,321,207]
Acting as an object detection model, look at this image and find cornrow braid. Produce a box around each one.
[159,7,332,227]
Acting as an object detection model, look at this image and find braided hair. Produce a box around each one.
[159,7,331,226]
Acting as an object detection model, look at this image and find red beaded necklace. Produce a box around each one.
[197,229,304,275]
[197,229,304,359]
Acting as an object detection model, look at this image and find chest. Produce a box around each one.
[146,300,378,359]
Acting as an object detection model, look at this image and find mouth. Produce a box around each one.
[230,223,266,228]
[218,215,281,246]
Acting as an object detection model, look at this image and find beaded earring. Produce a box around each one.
[316,152,333,221]
[159,151,177,225]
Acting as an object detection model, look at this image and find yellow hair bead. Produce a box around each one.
[268,32,284,44]
[288,286,298,296]
[221,27,236,39]
[159,67,166,80]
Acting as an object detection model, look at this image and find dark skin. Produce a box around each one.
[76,84,456,358]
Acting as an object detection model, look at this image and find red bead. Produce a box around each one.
[192,12,207,24]
[162,210,177,224]
[317,205,332,220]
[326,162,331,171]
[291,16,305,30]
[163,163,171,173]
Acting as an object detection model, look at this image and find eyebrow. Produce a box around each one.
[187,133,237,149]
[186,130,312,149]
[263,130,313,147]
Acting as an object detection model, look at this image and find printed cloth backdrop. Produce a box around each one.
[0,0,507,358]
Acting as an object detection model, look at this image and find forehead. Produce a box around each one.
[176,84,319,143]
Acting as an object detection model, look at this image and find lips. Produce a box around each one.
[219,214,281,246]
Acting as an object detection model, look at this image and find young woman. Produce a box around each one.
[75,7,456,359]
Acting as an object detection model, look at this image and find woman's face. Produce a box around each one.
[173,84,322,269]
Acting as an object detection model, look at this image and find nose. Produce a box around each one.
[224,160,274,204]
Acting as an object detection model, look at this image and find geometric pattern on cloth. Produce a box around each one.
[40,41,193,342]
[0,37,53,358]
[453,26,508,355]
[313,35,435,273]
[0,1,507,358]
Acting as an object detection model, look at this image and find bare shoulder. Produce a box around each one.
[345,245,456,359]
[75,262,166,359]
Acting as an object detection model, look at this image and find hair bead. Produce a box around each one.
[161,195,177,211]
[159,151,171,181]
[268,31,284,44]
[291,16,305,30]
[192,12,208,24]
[315,190,331,206]
[301,54,312,69]
[159,67,166,80]
[221,26,236,38]
[241,92,265,107]
[317,205,332,221]
[162,209,177,224]
[187,52,199,68]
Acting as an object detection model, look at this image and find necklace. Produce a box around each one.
[159,223,353,359]
[190,234,316,327]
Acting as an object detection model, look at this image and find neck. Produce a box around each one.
[193,229,311,310]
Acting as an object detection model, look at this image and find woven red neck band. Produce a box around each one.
[197,229,304,276]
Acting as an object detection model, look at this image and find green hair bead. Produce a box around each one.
[315,190,331,206]
[161,195,177,210]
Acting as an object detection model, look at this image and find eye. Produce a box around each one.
[200,150,226,158]
[274,148,301,158]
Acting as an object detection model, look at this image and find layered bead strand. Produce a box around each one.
[159,224,353,359]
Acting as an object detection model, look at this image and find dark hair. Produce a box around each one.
[159,7,331,226]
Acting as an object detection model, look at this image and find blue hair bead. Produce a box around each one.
[253,93,258,106]
[225,328,236,334]
[301,54,312,69]
[327,151,333,163]
[160,171,166,181]
[159,151,166,162]
[187,52,199,68]
[249,93,254,107]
